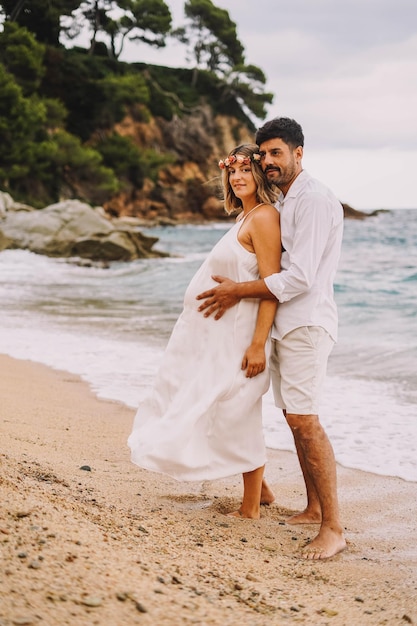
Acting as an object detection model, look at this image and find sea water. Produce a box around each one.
[0,209,416,481]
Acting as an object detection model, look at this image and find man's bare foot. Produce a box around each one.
[226,509,260,519]
[300,526,346,560]
[260,482,275,506]
[286,508,321,525]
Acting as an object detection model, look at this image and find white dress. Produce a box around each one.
[128,210,270,481]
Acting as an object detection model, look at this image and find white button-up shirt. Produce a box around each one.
[264,170,344,342]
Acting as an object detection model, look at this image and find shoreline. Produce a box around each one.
[1,354,416,625]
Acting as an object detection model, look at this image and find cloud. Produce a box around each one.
[263,34,417,150]
[220,1,417,150]
[226,0,416,48]
[304,147,415,209]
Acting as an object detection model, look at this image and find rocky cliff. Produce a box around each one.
[0,104,382,264]
[102,105,253,223]
[99,106,380,224]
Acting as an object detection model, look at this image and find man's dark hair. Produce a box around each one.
[255,117,304,149]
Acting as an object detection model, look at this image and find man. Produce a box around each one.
[197,117,346,560]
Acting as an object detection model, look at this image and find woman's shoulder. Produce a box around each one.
[253,203,280,221]
[258,202,279,211]
[248,204,281,239]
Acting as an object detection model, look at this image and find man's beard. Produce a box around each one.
[265,161,296,189]
[265,168,283,188]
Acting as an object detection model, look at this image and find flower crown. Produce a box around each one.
[218,153,261,169]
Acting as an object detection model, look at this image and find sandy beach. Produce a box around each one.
[0,354,416,625]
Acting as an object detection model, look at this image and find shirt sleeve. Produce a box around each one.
[264,191,335,303]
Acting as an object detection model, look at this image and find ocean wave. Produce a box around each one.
[0,210,416,481]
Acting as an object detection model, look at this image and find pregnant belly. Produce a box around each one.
[183,271,218,309]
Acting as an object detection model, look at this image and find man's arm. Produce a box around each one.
[265,193,338,302]
[196,276,276,320]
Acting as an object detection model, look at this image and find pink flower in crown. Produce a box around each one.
[218,152,261,169]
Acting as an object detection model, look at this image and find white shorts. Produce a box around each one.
[270,326,334,415]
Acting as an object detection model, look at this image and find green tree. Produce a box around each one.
[0,61,118,205]
[221,63,273,121]
[38,45,150,140]
[50,130,119,203]
[66,0,172,59]
[173,0,273,121]
[0,0,81,45]
[97,71,149,111]
[111,0,172,59]
[0,62,48,187]
[0,22,45,95]
[94,132,175,190]
[96,133,144,187]
[175,0,244,85]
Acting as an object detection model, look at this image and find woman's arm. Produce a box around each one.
[241,206,281,378]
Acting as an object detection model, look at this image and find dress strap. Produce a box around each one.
[236,203,264,223]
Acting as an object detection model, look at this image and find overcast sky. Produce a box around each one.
[102,1,417,208]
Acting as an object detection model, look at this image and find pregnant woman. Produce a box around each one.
[128,143,281,519]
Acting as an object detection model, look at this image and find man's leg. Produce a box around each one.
[286,412,346,559]
[282,407,321,523]
[287,432,322,523]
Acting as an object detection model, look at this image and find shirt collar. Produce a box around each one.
[284,169,309,199]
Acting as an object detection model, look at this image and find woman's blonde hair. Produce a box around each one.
[220,144,279,215]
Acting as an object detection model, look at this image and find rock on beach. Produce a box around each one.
[0,193,166,262]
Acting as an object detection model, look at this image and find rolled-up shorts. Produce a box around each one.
[270,326,334,415]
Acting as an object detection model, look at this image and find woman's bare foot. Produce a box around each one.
[260,481,275,505]
[300,526,346,560]
[286,508,321,525]
[226,509,260,519]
